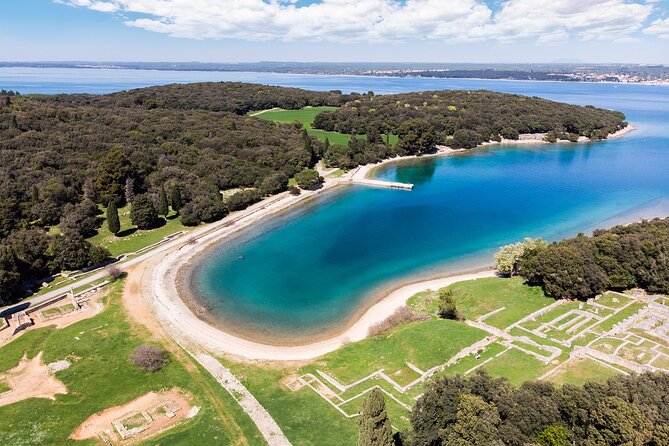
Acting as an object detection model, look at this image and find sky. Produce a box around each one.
[0,0,668,63]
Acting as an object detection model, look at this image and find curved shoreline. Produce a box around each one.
[146,124,636,360]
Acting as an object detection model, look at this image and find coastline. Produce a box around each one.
[145,123,638,361]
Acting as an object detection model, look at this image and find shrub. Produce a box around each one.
[130,344,169,373]
[289,186,301,196]
[105,265,124,281]
[368,306,418,337]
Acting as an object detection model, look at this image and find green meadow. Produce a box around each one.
[254,106,399,146]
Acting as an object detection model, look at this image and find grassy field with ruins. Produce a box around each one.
[0,281,264,446]
[223,276,669,443]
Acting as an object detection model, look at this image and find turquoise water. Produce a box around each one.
[3,68,668,341]
[189,81,669,341]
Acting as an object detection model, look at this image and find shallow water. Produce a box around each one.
[4,68,668,340]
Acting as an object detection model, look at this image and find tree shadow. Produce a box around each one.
[116,227,138,238]
[166,214,179,220]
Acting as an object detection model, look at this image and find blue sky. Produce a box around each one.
[1,0,668,63]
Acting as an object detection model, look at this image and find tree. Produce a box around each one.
[129,194,159,230]
[83,178,96,202]
[106,200,121,235]
[124,177,135,204]
[443,394,502,446]
[48,230,110,271]
[536,425,571,446]
[260,172,289,196]
[59,199,100,237]
[0,245,21,305]
[397,118,438,154]
[158,185,169,217]
[226,189,262,212]
[438,289,460,320]
[94,146,133,205]
[358,388,394,446]
[495,237,547,276]
[585,397,653,446]
[180,195,228,226]
[170,185,182,213]
[294,168,323,190]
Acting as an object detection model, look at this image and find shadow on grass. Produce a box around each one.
[116,227,138,238]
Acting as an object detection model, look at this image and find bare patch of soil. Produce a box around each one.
[0,352,68,407]
[70,388,192,444]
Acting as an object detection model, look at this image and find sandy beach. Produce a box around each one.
[137,123,636,361]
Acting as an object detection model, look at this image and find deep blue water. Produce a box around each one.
[3,68,668,341]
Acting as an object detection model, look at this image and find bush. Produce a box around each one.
[289,186,301,196]
[105,265,124,281]
[368,306,420,337]
[130,344,168,373]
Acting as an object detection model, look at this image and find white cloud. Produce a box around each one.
[57,0,658,43]
[645,17,669,38]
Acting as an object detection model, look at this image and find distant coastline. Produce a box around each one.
[1,63,668,87]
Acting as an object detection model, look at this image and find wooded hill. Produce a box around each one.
[35,81,349,114]
[312,89,627,151]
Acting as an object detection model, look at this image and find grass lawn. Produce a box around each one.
[309,319,487,386]
[0,281,264,446]
[592,302,646,333]
[222,360,360,446]
[87,205,190,257]
[254,107,399,146]
[547,358,620,386]
[0,381,10,394]
[481,347,549,386]
[445,277,555,329]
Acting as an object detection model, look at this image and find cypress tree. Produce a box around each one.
[170,185,182,213]
[106,200,121,235]
[358,388,394,446]
[158,185,169,217]
[30,185,40,203]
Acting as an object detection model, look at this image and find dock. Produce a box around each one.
[332,178,414,190]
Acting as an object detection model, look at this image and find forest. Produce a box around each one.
[0,83,629,304]
[498,218,669,301]
[0,84,334,303]
[312,90,626,157]
[406,370,669,446]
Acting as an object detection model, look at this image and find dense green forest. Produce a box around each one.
[0,84,336,303]
[0,83,628,304]
[498,218,669,300]
[406,370,669,446]
[313,90,626,155]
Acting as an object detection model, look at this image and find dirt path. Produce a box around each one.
[125,260,291,446]
[122,263,258,445]
[0,352,68,407]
